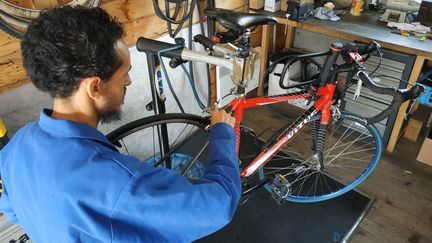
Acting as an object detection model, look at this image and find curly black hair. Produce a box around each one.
[21,6,124,98]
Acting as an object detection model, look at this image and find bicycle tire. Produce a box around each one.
[0,13,23,38]
[258,112,382,202]
[0,0,101,38]
[106,113,211,180]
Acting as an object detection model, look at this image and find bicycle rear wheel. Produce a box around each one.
[258,113,382,202]
[106,113,210,180]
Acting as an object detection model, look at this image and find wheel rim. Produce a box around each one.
[258,113,382,202]
[107,115,210,181]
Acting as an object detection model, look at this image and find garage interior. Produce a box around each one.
[0,0,431,242]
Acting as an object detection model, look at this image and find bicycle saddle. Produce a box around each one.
[205,8,277,34]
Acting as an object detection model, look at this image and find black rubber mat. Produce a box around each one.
[194,131,375,243]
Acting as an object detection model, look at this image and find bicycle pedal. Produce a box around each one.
[270,174,291,205]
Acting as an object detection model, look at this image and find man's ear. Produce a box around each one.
[83,76,103,101]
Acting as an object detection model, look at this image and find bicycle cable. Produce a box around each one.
[181,64,206,109]
[157,45,186,113]
[367,47,383,76]
[152,0,195,26]
[152,0,212,109]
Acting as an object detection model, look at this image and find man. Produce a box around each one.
[0,6,240,242]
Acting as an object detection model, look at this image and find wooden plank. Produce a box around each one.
[215,0,244,10]
[0,78,29,93]
[210,65,216,109]
[101,0,157,23]
[0,33,22,88]
[362,204,432,242]
[350,225,384,243]
[258,24,270,96]
[0,53,27,88]
[284,25,295,49]
[250,25,263,47]
[267,11,432,59]
[387,55,426,152]
[0,0,246,93]
[256,23,286,96]
[0,32,20,59]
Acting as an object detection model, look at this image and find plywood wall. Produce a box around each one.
[0,0,247,93]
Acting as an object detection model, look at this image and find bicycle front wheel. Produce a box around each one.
[106,113,210,180]
[258,113,382,202]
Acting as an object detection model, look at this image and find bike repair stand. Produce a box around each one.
[143,51,171,168]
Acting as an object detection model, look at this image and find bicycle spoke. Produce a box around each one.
[258,114,380,202]
[107,115,209,182]
[120,138,130,155]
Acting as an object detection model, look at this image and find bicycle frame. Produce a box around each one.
[228,83,337,178]
[134,35,416,202]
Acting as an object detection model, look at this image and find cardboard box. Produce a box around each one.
[417,129,432,166]
[250,0,265,9]
[403,118,423,142]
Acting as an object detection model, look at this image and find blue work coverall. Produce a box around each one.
[0,109,241,242]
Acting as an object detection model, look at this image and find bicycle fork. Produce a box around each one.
[312,121,327,172]
[311,83,336,172]
[241,84,336,203]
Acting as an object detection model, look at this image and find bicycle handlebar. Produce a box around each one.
[328,41,424,124]
[336,41,379,55]
[356,67,424,124]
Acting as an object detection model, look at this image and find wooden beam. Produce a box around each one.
[0,0,247,93]
[258,24,270,96]
[284,25,295,49]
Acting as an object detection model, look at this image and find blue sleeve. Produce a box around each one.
[110,123,241,242]
[0,152,19,225]
[0,186,19,224]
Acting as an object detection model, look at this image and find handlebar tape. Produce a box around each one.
[136,37,183,59]
[357,70,424,124]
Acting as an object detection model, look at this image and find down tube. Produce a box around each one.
[240,107,318,178]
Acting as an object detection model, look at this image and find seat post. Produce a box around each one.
[239,29,252,58]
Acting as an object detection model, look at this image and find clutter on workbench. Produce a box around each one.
[389,23,432,41]
[312,6,343,21]
[350,0,364,16]
[286,0,315,21]
[379,0,421,23]
[388,22,431,34]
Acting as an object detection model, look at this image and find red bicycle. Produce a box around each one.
[107,9,423,203]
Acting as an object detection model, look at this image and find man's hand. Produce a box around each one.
[211,109,235,128]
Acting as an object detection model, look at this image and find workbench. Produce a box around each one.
[258,10,432,152]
